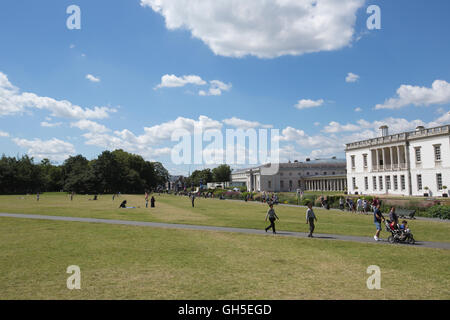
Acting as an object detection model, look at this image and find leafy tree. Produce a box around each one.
[212,164,231,182]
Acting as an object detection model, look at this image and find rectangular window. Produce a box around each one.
[401,175,406,190]
[363,154,368,168]
[351,155,355,168]
[393,175,398,190]
[352,177,356,189]
[436,173,443,190]
[280,180,284,189]
[415,147,421,163]
[268,181,271,189]
[364,177,369,190]
[386,176,391,190]
[434,145,441,161]
[373,176,377,190]
[379,176,383,190]
[417,175,422,191]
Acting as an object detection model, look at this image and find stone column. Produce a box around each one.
[390,147,394,170]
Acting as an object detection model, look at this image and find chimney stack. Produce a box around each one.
[380,125,389,137]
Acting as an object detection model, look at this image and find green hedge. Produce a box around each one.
[426,205,450,219]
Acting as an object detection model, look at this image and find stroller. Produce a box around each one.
[384,220,415,245]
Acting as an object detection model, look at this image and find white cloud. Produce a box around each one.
[156,75,232,96]
[346,72,360,83]
[70,44,75,49]
[354,107,362,112]
[77,115,222,160]
[428,111,450,128]
[0,130,9,137]
[13,138,75,161]
[374,80,450,110]
[222,117,273,129]
[41,121,62,128]
[155,74,206,89]
[199,80,232,96]
[0,71,116,119]
[323,121,361,133]
[141,0,365,58]
[70,119,110,133]
[295,99,324,110]
[86,74,101,83]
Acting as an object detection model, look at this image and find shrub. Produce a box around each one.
[426,205,450,220]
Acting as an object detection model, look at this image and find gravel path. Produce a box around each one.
[1,212,449,250]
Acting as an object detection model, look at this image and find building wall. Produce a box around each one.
[346,126,449,197]
[409,135,449,196]
[232,163,347,192]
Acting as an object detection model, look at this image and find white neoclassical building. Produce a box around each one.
[231,158,347,192]
[346,124,450,197]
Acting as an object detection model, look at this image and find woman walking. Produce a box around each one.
[306,202,318,238]
[265,204,279,234]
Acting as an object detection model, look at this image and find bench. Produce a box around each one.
[396,209,416,220]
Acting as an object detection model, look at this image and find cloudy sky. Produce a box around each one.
[0,0,449,175]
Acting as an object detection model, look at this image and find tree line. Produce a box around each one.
[0,149,169,194]
[184,164,232,187]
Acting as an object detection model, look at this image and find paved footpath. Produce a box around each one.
[1,212,449,250]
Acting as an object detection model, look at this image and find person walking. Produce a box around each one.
[357,198,363,213]
[191,194,195,207]
[151,196,155,208]
[306,202,317,238]
[36,192,40,202]
[265,204,279,234]
[145,192,149,208]
[373,203,385,241]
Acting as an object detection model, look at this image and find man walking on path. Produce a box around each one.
[265,204,279,234]
[373,203,385,241]
[306,202,317,237]
[145,192,149,208]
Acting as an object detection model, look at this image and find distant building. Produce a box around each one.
[345,124,450,197]
[166,175,184,192]
[231,158,347,192]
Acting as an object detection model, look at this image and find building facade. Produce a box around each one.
[345,124,450,197]
[231,158,347,192]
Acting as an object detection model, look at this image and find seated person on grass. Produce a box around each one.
[119,200,136,209]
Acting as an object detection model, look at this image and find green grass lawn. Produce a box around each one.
[0,193,449,243]
[0,217,449,300]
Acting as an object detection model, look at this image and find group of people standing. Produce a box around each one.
[339,196,381,214]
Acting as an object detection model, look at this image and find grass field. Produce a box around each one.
[0,193,448,242]
[0,193,449,300]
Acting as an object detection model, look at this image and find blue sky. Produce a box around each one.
[0,0,449,175]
